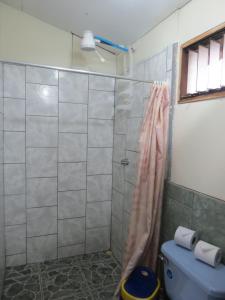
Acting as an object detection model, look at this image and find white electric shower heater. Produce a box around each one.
[81,30,105,62]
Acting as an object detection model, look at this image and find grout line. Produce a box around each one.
[26,114,58,118]
[57,242,84,249]
[86,174,112,177]
[56,69,59,259]
[58,216,85,221]
[26,233,57,239]
[4,130,25,133]
[58,188,86,193]
[27,205,57,210]
[2,63,6,277]
[87,146,113,149]
[58,100,88,105]
[5,223,26,227]
[5,252,26,257]
[86,225,110,231]
[26,147,58,149]
[58,161,87,164]
[110,79,116,252]
[84,75,89,255]
[26,81,58,87]
[25,65,28,265]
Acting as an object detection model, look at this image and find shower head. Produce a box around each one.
[80,30,96,51]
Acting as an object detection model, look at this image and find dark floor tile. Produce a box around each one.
[90,284,117,300]
[3,251,121,300]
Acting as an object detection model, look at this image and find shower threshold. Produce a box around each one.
[2,251,121,300]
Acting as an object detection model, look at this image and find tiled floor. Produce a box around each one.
[2,251,121,300]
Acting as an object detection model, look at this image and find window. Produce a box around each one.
[179,22,225,103]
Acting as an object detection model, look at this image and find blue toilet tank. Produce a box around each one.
[161,241,225,300]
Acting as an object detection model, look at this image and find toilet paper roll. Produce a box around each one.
[174,226,198,250]
[194,240,222,267]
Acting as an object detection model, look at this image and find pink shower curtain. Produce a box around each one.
[119,83,170,289]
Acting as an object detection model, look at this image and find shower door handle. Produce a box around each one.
[121,158,129,166]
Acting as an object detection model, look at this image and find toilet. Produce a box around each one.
[161,241,225,300]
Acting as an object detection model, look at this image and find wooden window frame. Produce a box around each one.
[179,22,225,104]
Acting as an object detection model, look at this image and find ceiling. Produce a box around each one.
[0,0,190,46]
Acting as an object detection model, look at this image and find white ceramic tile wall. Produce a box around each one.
[1,60,164,269]
[2,64,116,266]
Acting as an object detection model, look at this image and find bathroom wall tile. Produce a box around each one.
[0,98,3,114]
[4,132,25,163]
[5,224,26,255]
[4,98,25,131]
[112,163,124,194]
[111,215,123,248]
[4,64,25,99]
[0,131,3,164]
[87,148,112,175]
[115,79,133,107]
[58,244,84,258]
[58,162,86,191]
[0,113,2,132]
[26,177,57,208]
[122,211,130,248]
[192,193,225,252]
[133,61,145,80]
[4,164,25,195]
[5,194,26,226]
[59,71,88,103]
[0,63,3,97]
[86,227,110,253]
[114,107,129,134]
[145,50,167,81]
[88,119,113,148]
[26,66,58,85]
[124,182,134,213]
[115,89,132,109]
[27,206,57,237]
[166,44,173,72]
[112,189,123,222]
[126,118,142,152]
[88,90,114,119]
[166,182,194,208]
[130,82,150,118]
[115,79,132,93]
[89,75,115,91]
[27,235,57,263]
[26,116,58,147]
[58,133,87,162]
[58,218,85,247]
[59,103,87,133]
[26,148,57,178]
[0,164,3,195]
[87,174,112,202]
[26,83,58,116]
[58,190,86,219]
[113,134,126,163]
[111,240,122,264]
[125,151,138,185]
[6,253,26,267]
[162,197,192,241]
[86,201,111,228]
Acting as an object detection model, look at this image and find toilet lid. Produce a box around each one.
[161,241,225,298]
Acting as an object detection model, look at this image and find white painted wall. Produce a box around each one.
[0,2,116,72]
[131,0,225,200]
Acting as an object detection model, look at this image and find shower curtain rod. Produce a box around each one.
[0,59,154,84]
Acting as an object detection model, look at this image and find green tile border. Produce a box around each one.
[162,181,225,263]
